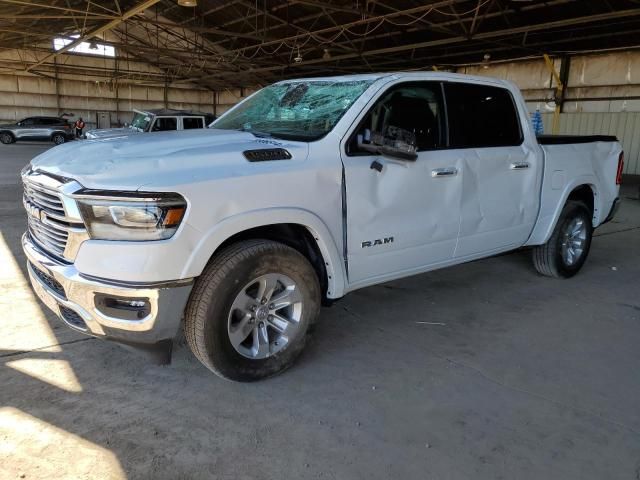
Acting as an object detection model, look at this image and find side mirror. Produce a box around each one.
[124,122,129,127]
[357,126,418,161]
[16,122,22,126]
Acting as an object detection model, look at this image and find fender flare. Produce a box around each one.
[181,207,346,299]
[526,176,599,246]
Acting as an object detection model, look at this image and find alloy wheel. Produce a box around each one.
[227,273,303,360]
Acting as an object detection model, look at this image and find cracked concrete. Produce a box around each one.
[1,143,640,479]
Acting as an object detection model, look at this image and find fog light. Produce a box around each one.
[95,295,151,321]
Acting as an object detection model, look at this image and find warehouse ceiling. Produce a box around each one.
[1,0,640,89]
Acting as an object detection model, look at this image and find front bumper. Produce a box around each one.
[22,232,193,358]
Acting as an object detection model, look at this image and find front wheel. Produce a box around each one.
[52,133,66,145]
[183,240,321,381]
[532,200,593,278]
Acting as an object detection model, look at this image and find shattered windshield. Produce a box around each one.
[212,79,374,141]
[130,112,151,132]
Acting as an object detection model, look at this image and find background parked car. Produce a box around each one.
[0,117,74,145]
[84,109,216,139]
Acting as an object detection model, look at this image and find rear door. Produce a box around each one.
[31,117,54,139]
[443,82,539,257]
[342,81,463,285]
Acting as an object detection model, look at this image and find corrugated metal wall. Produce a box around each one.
[541,112,640,175]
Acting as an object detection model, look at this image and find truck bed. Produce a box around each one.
[537,134,618,145]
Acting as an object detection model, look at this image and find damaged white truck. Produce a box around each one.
[22,72,623,381]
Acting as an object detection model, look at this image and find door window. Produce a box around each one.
[151,117,178,131]
[348,82,445,154]
[444,83,522,148]
[21,118,35,126]
[183,117,204,129]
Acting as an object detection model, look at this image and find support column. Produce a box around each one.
[54,57,61,115]
[558,56,571,113]
[164,80,169,109]
[543,54,562,134]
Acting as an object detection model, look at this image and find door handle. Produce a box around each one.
[431,167,458,177]
[510,162,530,170]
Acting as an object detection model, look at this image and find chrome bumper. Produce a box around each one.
[22,232,193,347]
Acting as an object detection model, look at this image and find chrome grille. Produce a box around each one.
[22,174,75,260]
[27,216,69,258]
[23,179,66,218]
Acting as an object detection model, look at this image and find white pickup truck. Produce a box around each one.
[22,72,623,381]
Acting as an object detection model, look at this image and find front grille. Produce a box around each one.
[30,262,66,298]
[23,176,72,259]
[59,306,87,330]
[27,217,70,258]
[23,179,66,217]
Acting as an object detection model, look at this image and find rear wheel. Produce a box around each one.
[52,133,66,145]
[0,132,14,144]
[532,200,593,278]
[183,239,321,381]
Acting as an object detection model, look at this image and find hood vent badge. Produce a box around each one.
[243,148,292,162]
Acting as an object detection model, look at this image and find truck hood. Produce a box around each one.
[30,128,310,191]
[85,127,141,139]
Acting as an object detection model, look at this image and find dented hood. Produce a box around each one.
[30,128,309,191]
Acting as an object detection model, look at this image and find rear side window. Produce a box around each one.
[444,83,522,148]
[152,117,177,131]
[183,117,204,130]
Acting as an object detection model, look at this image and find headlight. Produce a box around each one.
[76,192,186,241]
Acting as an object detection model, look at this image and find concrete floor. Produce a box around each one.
[1,142,640,480]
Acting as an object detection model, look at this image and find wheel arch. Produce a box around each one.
[182,209,346,299]
[526,179,599,246]
[50,130,67,141]
[566,184,595,216]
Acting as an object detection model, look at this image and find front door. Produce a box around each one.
[15,117,37,138]
[341,82,463,286]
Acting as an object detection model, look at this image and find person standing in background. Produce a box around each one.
[74,117,85,138]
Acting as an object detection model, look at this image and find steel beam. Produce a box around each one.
[25,0,161,72]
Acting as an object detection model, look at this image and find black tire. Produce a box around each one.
[183,239,321,381]
[532,200,593,278]
[0,132,14,144]
[52,133,66,145]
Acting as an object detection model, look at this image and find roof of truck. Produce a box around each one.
[135,108,214,117]
[275,71,513,87]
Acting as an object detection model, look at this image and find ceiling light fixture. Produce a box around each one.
[177,0,197,6]
[322,48,331,61]
[294,46,303,63]
[88,40,99,50]
[482,53,491,69]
